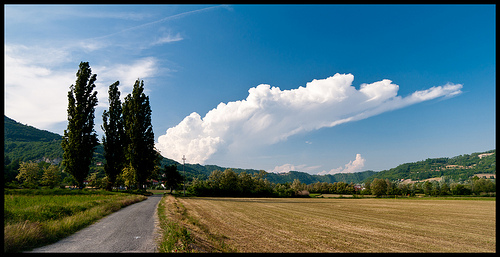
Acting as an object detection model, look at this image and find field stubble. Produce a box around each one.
[176,197,495,252]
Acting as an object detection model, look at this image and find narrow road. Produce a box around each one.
[30,194,163,253]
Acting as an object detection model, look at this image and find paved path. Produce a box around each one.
[30,194,163,253]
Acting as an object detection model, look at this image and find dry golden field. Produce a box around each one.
[172,196,495,252]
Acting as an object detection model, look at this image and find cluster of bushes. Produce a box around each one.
[187,169,495,198]
[365,177,496,197]
[188,169,363,197]
[5,160,72,189]
[5,159,158,191]
[302,181,358,195]
[188,169,274,197]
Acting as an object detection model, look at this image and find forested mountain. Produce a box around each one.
[4,116,103,163]
[4,115,496,185]
[4,116,62,142]
[4,116,63,162]
[266,170,377,184]
[365,150,495,182]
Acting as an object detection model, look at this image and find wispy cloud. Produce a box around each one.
[5,5,151,26]
[90,5,228,42]
[156,73,462,164]
[4,44,75,131]
[151,32,184,46]
[5,5,220,132]
[93,57,158,100]
[4,43,158,134]
[70,5,229,54]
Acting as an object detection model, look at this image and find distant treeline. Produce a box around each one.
[365,177,495,197]
[187,169,496,197]
[162,157,377,185]
[188,168,361,197]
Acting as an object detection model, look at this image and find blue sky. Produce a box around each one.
[5,4,495,174]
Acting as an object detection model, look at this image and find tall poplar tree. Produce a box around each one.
[61,62,99,188]
[122,79,159,189]
[102,81,125,191]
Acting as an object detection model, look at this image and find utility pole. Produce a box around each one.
[182,155,186,196]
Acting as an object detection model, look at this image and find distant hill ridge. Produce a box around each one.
[4,116,62,142]
[366,149,495,182]
[4,115,495,184]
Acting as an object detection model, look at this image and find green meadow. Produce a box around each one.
[4,189,147,253]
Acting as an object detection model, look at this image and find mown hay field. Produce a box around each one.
[176,197,495,252]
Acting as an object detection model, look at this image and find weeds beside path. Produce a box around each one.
[4,189,147,253]
[156,194,235,253]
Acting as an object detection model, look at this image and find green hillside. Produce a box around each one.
[3,116,103,163]
[265,170,377,184]
[4,115,495,185]
[365,150,496,182]
[4,116,64,162]
[4,116,62,142]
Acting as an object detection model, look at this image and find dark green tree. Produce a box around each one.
[102,81,125,191]
[220,169,239,193]
[451,184,471,195]
[371,178,387,197]
[164,165,183,193]
[423,181,433,195]
[385,179,394,195]
[61,62,99,188]
[440,182,450,195]
[122,79,159,189]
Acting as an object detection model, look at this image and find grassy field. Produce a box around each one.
[165,196,495,252]
[4,189,147,253]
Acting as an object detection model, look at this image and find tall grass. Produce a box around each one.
[4,189,147,253]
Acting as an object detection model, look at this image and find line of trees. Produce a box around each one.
[61,61,160,190]
[365,177,496,197]
[188,169,359,197]
[189,169,274,197]
[14,161,61,189]
[304,181,357,195]
[186,169,495,198]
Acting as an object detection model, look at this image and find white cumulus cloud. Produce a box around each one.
[317,154,366,175]
[156,73,462,164]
